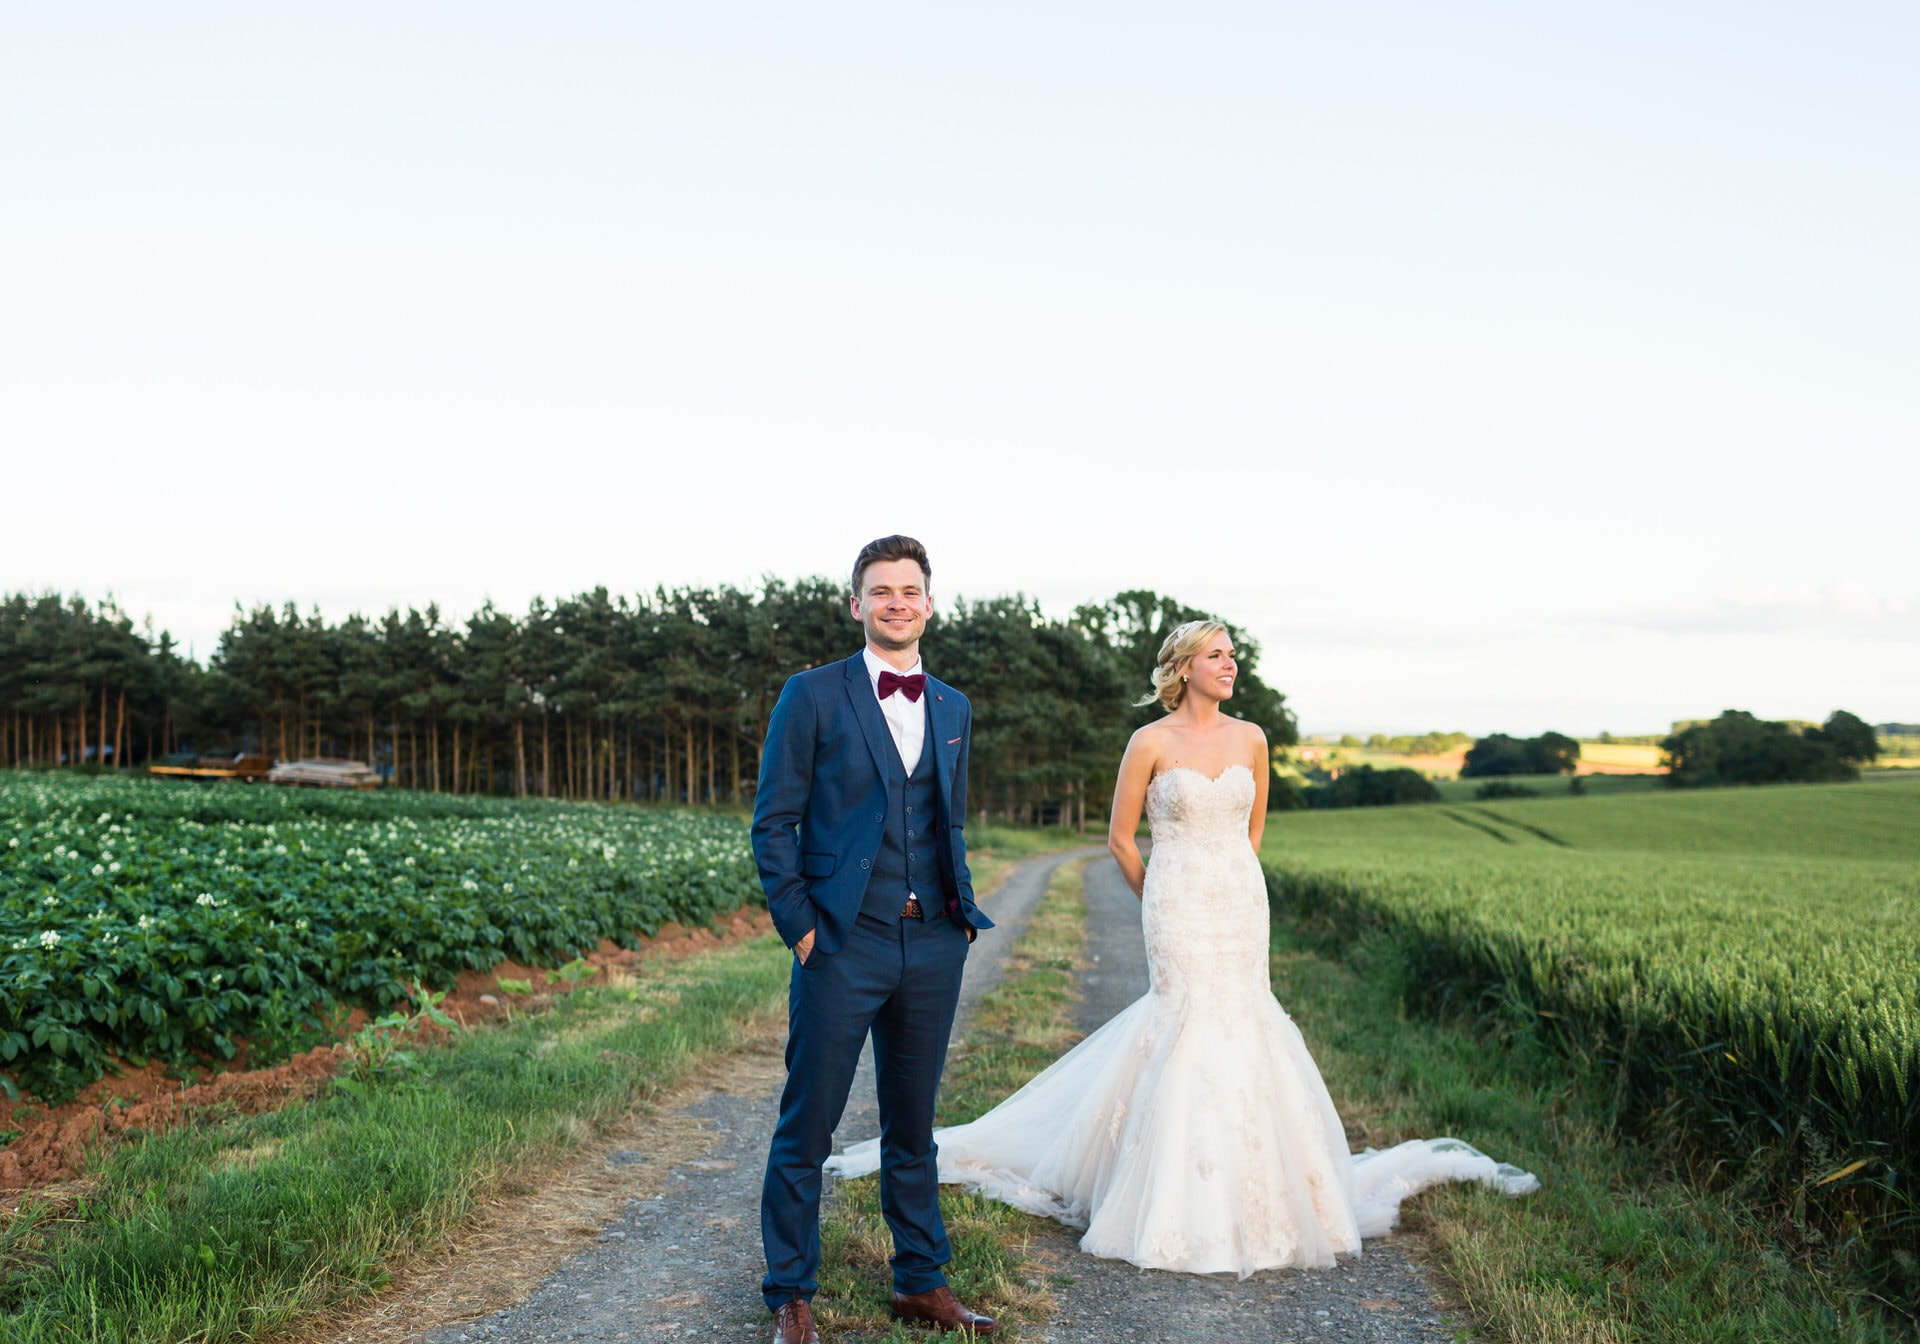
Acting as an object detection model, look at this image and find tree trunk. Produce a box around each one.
[515,718,528,796]
[684,719,695,806]
[541,715,551,797]
[98,682,108,769]
[451,722,461,795]
[564,716,575,800]
[115,688,126,771]
[77,692,87,768]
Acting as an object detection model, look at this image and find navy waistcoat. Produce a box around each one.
[861,716,940,921]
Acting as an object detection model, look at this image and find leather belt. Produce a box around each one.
[901,895,924,920]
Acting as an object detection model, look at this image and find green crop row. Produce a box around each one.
[0,776,761,1104]
[1259,779,1920,1309]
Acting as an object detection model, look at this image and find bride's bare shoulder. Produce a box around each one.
[1128,720,1175,753]
[1231,718,1268,768]
[1123,721,1170,771]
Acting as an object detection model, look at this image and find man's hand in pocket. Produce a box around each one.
[795,929,816,964]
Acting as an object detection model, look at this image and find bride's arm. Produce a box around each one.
[1246,725,1270,852]
[1107,731,1155,899]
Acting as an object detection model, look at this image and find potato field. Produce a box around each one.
[0,776,761,1104]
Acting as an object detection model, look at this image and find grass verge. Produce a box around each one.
[0,935,792,1343]
[815,857,1089,1340]
[1269,916,1908,1343]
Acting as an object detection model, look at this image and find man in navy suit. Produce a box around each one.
[753,535,998,1343]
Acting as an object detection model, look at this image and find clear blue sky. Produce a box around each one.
[4,3,1914,735]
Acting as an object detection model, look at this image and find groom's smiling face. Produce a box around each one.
[852,558,933,656]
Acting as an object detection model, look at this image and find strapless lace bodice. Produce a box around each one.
[1141,763,1270,1016]
[1144,762,1258,844]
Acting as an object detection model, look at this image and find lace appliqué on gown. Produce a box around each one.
[825,763,1537,1277]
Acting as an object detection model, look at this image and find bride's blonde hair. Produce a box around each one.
[1135,619,1228,713]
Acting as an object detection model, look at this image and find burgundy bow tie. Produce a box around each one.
[878,670,926,702]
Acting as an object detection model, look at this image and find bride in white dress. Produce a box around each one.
[828,620,1535,1277]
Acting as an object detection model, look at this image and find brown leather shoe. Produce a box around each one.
[772,1297,820,1344]
[890,1284,997,1334]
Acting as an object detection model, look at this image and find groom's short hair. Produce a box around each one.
[852,535,931,595]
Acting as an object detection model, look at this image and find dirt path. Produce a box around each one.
[347,850,1468,1343]
[1031,857,1464,1344]
[381,848,1098,1344]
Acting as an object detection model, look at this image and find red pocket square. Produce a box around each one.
[947,736,962,745]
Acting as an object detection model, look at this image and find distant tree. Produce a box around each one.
[1527,731,1580,775]
[1460,734,1529,777]
[1805,709,1878,765]
[1661,709,1856,788]
[1462,731,1578,777]
[1312,764,1438,808]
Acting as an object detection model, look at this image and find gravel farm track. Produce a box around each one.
[306,851,1473,1344]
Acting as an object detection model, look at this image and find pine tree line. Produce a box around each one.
[0,585,1296,823]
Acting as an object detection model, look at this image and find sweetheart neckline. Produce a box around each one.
[1149,762,1254,790]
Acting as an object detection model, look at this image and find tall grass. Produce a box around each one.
[1261,780,1920,1318]
[1269,918,1903,1343]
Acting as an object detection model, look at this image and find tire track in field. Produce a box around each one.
[1438,808,1518,844]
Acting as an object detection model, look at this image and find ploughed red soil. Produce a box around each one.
[0,905,774,1195]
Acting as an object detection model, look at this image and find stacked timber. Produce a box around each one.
[267,758,383,790]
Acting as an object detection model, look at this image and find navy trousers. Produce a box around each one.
[761,908,970,1310]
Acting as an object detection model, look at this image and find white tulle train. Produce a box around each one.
[827,984,1536,1276]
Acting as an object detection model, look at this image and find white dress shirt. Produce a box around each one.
[862,646,927,775]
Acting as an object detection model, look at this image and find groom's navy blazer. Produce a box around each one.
[752,652,994,956]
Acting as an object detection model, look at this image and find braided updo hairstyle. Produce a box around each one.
[1134,619,1228,713]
